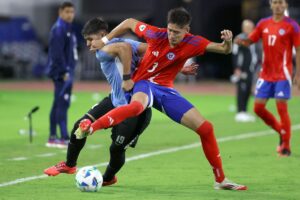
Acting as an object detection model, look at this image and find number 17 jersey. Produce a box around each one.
[249,16,300,82]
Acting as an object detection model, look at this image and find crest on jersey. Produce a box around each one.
[152,51,159,57]
[139,25,146,32]
[279,28,286,36]
[166,52,175,60]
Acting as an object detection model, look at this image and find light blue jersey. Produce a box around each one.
[95,38,140,107]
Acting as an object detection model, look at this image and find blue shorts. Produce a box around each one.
[126,80,194,123]
[255,78,291,99]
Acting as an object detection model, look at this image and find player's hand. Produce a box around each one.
[122,79,134,91]
[90,39,105,51]
[63,72,70,81]
[221,30,233,42]
[293,71,300,90]
[181,63,199,75]
[234,36,243,45]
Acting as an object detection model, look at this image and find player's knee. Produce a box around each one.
[196,121,213,137]
[110,143,126,154]
[254,103,265,116]
[130,101,145,116]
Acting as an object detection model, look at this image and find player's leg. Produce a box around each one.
[47,80,62,147]
[56,82,72,147]
[160,91,246,190]
[274,80,291,156]
[102,108,152,186]
[44,96,115,176]
[89,80,152,132]
[253,79,282,136]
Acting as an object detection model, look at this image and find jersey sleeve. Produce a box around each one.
[291,22,300,47]
[190,35,211,56]
[134,21,163,44]
[249,20,263,43]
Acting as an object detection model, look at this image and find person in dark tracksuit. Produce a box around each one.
[46,2,78,147]
[232,19,259,122]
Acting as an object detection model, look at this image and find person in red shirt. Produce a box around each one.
[76,7,247,190]
[235,0,300,156]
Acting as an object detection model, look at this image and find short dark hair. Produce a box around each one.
[59,2,74,10]
[167,7,192,27]
[269,0,288,3]
[81,17,109,36]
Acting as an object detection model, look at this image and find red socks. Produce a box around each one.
[196,121,225,183]
[91,101,144,132]
[276,101,291,149]
[254,102,282,134]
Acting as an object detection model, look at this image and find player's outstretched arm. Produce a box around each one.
[101,42,134,91]
[293,47,300,90]
[90,18,139,51]
[205,29,233,54]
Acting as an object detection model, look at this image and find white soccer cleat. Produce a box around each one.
[214,178,247,190]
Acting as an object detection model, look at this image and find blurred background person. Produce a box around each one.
[231,19,259,122]
[46,2,78,148]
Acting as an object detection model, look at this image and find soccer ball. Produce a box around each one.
[75,166,103,192]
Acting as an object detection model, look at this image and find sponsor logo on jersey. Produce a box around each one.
[166,52,175,60]
[152,51,159,57]
[279,28,286,36]
[263,28,269,33]
[139,25,146,32]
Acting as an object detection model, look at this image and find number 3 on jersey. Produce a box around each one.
[148,62,158,72]
[268,35,276,46]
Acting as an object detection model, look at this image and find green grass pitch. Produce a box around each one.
[0,89,299,200]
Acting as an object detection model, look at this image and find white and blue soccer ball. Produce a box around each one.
[75,166,103,192]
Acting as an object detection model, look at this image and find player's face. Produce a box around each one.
[270,0,287,16]
[59,7,75,23]
[84,31,106,50]
[167,23,189,47]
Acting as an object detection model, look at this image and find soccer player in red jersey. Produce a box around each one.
[76,7,247,190]
[235,0,300,156]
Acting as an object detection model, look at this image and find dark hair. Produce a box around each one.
[59,2,74,10]
[81,17,109,36]
[269,0,288,3]
[167,7,192,27]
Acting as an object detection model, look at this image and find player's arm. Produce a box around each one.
[137,43,148,57]
[294,46,300,90]
[205,30,233,54]
[50,29,68,79]
[90,18,139,51]
[101,42,134,91]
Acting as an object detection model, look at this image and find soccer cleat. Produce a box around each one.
[75,119,92,139]
[214,178,247,190]
[102,176,117,186]
[45,139,57,148]
[278,148,291,157]
[44,161,77,176]
[56,139,69,149]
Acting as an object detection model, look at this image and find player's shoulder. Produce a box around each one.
[181,33,207,47]
[257,16,272,27]
[283,17,300,33]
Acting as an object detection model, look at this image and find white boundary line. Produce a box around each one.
[1,125,299,188]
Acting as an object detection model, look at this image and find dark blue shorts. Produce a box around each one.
[127,80,194,123]
[255,78,291,99]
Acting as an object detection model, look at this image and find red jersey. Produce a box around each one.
[132,21,211,88]
[249,16,300,82]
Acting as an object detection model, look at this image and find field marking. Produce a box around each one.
[5,144,102,162]
[1,124,300,188]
